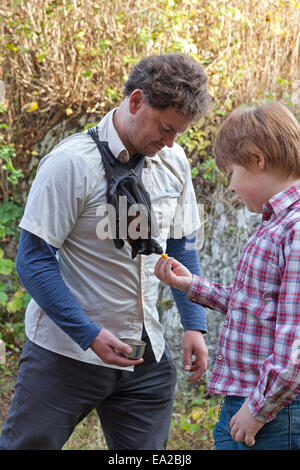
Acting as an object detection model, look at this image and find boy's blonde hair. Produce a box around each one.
[214,101,300,177]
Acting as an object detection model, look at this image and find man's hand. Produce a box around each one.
[182,330,208,382]
[90,329,144,367]
[229,397,265,447]
[154,256,193,292]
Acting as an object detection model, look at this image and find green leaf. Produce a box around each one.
[6,293,23,313]
[191,167,199,179]
[105,88,121,101]
[0,248,15,274]
[0,291,8,307]
[82,69,92,78]
[0,257,15,275]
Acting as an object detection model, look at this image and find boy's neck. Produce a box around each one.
[269,174,300,198]
[256,171,300,214]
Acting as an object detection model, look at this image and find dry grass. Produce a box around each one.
[63,410,108,450]
[1,0,299,450]
[0,0,299,165]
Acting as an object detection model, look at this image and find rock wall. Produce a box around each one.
[160,184,260,387]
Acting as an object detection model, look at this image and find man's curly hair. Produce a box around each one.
[123,53,211,122]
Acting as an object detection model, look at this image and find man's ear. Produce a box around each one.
[128,89,145,115]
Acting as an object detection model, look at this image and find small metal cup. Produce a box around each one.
[120,337,146,359]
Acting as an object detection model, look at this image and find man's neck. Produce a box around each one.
[113,104,136,157]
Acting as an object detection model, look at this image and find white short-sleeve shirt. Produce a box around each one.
[19,109,201,369]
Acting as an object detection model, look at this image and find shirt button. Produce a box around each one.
[224,320,229,326]
[118,152,129,163]
[217,354,223,361]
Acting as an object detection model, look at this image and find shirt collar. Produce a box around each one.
[262,183,300,219]
[107,109,130,163]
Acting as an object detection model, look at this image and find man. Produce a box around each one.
[0,53,210,450]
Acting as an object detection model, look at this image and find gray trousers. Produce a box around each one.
[0,337,177,450]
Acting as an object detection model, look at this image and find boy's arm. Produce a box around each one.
[155,256,232,315]
[186,275,233,316]
[247,223,300,423]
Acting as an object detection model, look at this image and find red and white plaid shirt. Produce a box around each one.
[187,184,300,422]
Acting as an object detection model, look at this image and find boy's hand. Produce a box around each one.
[154,256,193,292]
[229,397,265,447]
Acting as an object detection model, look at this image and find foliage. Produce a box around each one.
[0,200,24,239]
[0,103,25,200]
[0,0,299,449]
[0,0,299,169]
[200,157,222,183]
[0,233,27,351]
[0,267,29,349]
[0,104,27,350]
[168,383,221,450]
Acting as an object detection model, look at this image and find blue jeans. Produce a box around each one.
[213,395,300,450]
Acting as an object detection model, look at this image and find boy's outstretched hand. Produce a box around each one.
[155,255,208,381]
[154,256,193,292]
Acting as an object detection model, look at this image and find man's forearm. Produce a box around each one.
[166,234,207,333]
[16,229,100,350]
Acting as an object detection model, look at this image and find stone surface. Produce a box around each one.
[159,184,260,386]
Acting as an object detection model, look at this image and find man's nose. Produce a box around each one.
[162,134,176,148]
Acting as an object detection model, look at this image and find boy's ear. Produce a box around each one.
[254,150,266,171]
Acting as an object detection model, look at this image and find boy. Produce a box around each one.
[155,101,300,450]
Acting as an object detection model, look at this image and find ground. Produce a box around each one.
[0,351,219,450]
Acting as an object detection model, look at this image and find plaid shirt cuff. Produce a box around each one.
[249,385,300,423]
[248,392,283,423]
[186,274,210,304]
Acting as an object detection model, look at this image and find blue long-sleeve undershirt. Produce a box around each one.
[16,230,101,350]
[166,234,207,333]
[16,229,207,351]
